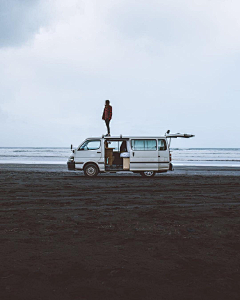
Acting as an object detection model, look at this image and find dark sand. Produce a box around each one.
[1,164,240,300]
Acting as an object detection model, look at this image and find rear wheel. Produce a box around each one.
[140,171,156,177]
[84,164,99,177]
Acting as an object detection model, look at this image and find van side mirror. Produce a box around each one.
[71,144,73,150]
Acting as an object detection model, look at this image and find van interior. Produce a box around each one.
[104,139,129,171]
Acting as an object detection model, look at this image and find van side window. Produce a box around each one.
[158,139,167,151]
[79,140,101,150]
[131,139,157,151]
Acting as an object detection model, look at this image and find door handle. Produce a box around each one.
[97,152,101,153]
[158,155,160,157]
[133,152,135,157]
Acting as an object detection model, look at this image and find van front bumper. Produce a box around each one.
[67,161,75,171]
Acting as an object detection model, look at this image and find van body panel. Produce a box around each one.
[75,139,103,170]
[130,138,158,171]
[158,138,170,171]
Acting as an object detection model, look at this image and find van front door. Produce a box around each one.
[75,139,102,170]
[130,139,158,171]
[158,139,169,171]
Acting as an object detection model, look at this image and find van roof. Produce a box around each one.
[85,133,194,140]
[87,136,167,140]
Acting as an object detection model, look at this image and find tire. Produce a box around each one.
[84,164,99,177]
[140,171,156,178]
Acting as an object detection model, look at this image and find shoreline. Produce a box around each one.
[0,163,240,176]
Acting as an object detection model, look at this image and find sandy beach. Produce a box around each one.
[1,164,240,300]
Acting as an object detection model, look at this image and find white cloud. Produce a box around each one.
[0,0,240,147]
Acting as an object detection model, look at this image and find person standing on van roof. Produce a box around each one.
[102,100,112,136]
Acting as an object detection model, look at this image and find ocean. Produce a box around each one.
[0,147,240,167]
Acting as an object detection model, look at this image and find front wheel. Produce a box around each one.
[84,164,99,177]
[140,171,156,178]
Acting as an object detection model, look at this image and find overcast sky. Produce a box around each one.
[1,0,240,147]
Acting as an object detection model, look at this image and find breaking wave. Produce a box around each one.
[0,147,240,166]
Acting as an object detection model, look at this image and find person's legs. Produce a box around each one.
[105,119,110,135]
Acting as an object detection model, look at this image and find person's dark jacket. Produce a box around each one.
[102,105,112,121]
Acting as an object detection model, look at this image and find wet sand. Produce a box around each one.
[1,164,240,300]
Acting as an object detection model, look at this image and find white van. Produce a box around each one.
[67,133,194,177]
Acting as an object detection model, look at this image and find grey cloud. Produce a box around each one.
[0,0,48,47]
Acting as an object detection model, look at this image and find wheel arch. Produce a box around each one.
[83,161,100,172]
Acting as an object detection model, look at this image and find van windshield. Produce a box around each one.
[79,140,101,150]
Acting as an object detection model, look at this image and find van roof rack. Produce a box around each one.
[102,134,123,139]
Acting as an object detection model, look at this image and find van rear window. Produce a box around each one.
[131,139,157,151]
[158,139,167,151]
